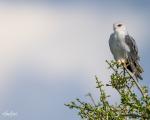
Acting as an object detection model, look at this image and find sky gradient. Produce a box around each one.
[0,1,149,120]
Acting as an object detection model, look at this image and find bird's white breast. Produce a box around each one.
[111,32,130,60]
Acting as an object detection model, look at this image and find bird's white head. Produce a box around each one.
[113,22,127,34]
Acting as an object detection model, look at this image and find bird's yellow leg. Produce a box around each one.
[117,59,122,65]
[117,59,126,67]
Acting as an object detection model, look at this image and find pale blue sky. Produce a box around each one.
[0,1,149,120]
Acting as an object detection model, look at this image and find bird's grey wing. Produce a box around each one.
[125,35,139,60]
[125,34,143,79]
[109,33,116,57]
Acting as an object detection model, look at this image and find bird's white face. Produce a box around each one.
[113,23,126,32]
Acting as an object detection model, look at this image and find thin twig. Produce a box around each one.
[86,93,97,107]
[121,113,141,118]
[124,67,145,98]
[106,60,117,73]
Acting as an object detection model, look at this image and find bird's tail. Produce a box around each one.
[126,60,143,80]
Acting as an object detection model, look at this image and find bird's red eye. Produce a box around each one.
[117,24,122,27]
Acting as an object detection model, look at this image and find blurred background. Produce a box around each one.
[0,0,149,120]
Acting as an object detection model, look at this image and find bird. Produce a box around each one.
[109,22,143,80]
